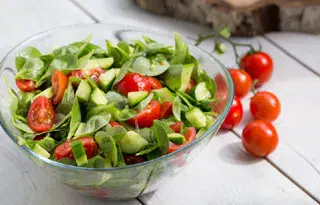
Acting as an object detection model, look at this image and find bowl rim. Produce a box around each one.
[0,23,234,172]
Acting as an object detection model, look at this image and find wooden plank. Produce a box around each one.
[265,32,320,75]
[0,1,140,204]
[74,0,319,203]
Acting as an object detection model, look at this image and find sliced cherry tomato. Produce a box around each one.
[170,121,183,133]
[185,79,196,93]
[240,51,273,87]
[15,79,36,92]
[250,91,281,122]
[27,96,55,132]
[229,69,252,98]
[124,154,146,165]
[127,100,161,128]
[54,137,98,160]
[109,121,122,127]
[221,96,243,130]
[70,68,105,82]
[115,73,151,95]
[52,70,68,105]
[242,120,278,157]
[147,76,163,90]
[160,101,173,119]
[168,127,196,153]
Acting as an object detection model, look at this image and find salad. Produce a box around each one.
[7,33,219,168]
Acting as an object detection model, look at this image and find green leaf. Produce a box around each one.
[57,158,77,166]
[130,56,151,74]
[85,156,105,168]
[135,93,153,111]
[95,131,118,166]
[112,60,131,86]
[117,41,131,54]
[143,35,157,44]
[152,120,169,155]
[49,54,78,70]
[116,145,126,167]
[105,125,127,143]
[106,40,129,67]
[15,58,46,81]
[12,116,34,134]
[36,135,56,152]
[67,98,81,140]
[15,47,42,71]
[148,54,170,76]
[136,144,158,156]
[74,115,111,138]
[105,91,128,110]
[146,148,162,160]
[171,33,190,65]
[138,128,155,143]
[172,96,181,121]
[55,82,75,115]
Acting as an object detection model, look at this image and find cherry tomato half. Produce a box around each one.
[160,101,173,119]
[70,68,105,82]
[240,51,273,87]
[229,69,252,98]
[16,79,36,92]
[52,70,68,105]
[109,121,122,127]
[115,73,151,95]
[242,120,278,157]
[147,76,163,90]
[186,79,196,93]
[170,121,183,133]
[27,96,56,132]
[54,137,98,160]
[124,154,146,165]
[168,127,196,153]
[250,91,281,122]
[221,96,243,130]
[127,100,161,128]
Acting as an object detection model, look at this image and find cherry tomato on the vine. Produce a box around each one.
[229,69,252,98]
[221,96,243,130]
[242,120,278,157]
[240,51,273,87]
[115,73,151,95]
[27,96,56,132]
[250,91,281,122]
[16,79,36,92]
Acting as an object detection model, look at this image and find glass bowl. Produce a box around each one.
[0,23,234,200]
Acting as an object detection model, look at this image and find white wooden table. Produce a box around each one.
[0,0,319,204]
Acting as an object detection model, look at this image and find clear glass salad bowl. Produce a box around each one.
[0,23,234,200]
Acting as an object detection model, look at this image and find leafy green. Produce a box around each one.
[171,33,190,64]
[152,120,170,155]
[116,145,126,167]
[67,98,81,140]
[36,135,56,152]
[135,93,153,111]
[138,128,154,143]
[117,41,131,55]
[105,126,127,143]
[55,82,75,115]
[105,91,128,110]
[95,131,118,166]
[112,60,131,86]
[136,144,158,156]
[74,115,111,138]
[85,156,105,168]
[172,96,182,121]
[106,40,129,67]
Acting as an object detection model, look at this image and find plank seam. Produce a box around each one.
[69,0,99,23]
[263,35,320,77]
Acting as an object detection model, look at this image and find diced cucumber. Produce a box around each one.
[76,80,92,103]
[195,128,207,139]
[90,88,108,105]
[84,57,114,69]
[153,87,174,103]
[98,69,118,92]
[32,87,53,101]
[185,108,207,128]
[205,115,215,129]
[191,82,212,101]
[128,91,148,107]
[179,64,194,92]
[32,144,50,158]
[168,133,186,145]
[71,140,88,166]
[119,131,148,154]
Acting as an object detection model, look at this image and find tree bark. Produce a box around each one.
[132,0,320,36]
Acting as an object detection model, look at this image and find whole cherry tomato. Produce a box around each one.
[27,96,56,132]
[229,69,252,98]
[160,101,173,119]
[168,127,196,153]
[127,100,161,128]
[124,154,146,165]
[147,76,163,90]
[70,68,105,82]
[170,121,183,133]
[221,96,243,130]
[250,91,281,122]
[242,120,278,157]
[52,70,68,105]
[240,51,273,87]
[16,79,36,92]
[115,73,151,95]
[186,79,196,93]
[54,137,98,160]
[109,121,122,127]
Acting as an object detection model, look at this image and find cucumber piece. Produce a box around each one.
[32,87,53,101]
[192,82,212,101]
[84,57,114,69]
[153,87,174,103]
[71,140,88,166]
[205,115,215,129]
[195,128,207,139]
[32,144,50,158]
[168,133,186,145]
[162,64,194,92]
[98,69,118,92]
[76,80,92,103]
[90,88,108,105]
[128,91,148,107]
[119,131,148,154]
[185,108,207,128]
[179,64,194,92]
